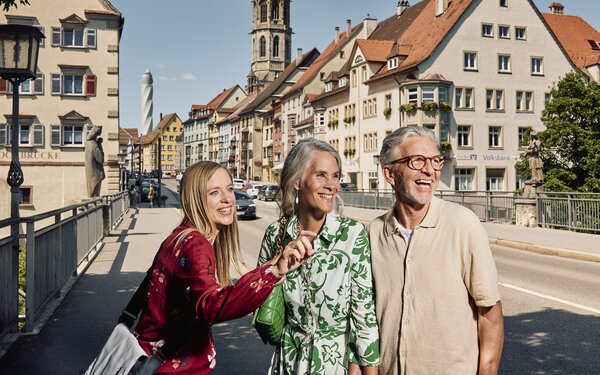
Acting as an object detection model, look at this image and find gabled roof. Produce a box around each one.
[141,113,179,144]
[368,0,474,82]
[191,85,242,112]
[119,128,139,145]
[220,92,259,124]
[240,48,321,115]
[282,23,364,99]
[355,39,395,63]
[542,12,600,69]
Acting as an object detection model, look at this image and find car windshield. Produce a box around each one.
[234,190,251,200]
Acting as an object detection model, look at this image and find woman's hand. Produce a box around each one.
[270,230,317,278]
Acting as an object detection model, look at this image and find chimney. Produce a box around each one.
[296,48,303,63]
[335,26,340,42]
[160,113,163,121]
[435,0,449,17]
[549,2,564,14]
[347,19,352,36]
[397,0,410,16]
[363,16,378,38]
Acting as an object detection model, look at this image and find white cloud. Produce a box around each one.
[181,72,198,81]
[155,63,166,69]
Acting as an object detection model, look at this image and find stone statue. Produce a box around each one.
[526,131,543,183]
[85,126,105,197]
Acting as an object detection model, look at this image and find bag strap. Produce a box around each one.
[117,268,152,329]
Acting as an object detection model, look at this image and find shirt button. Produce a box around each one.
[407,258,412,264]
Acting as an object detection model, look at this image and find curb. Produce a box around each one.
[350,215,600,264]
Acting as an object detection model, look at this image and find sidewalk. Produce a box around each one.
[343,205,600,263]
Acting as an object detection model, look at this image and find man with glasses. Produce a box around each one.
[367,126,504,375]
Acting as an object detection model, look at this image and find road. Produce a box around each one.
[161,181,600,374]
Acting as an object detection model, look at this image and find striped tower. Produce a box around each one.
[141,70,153,135]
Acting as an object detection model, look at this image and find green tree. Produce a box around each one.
[1,0,29,11]
[516,72,600,192]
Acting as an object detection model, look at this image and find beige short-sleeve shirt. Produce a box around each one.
[368,197,501,375]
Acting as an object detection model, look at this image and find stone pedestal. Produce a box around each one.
[515,199,537,228]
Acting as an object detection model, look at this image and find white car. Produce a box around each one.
[247,184,263,198]
[176,172,184,182]
[233,178,244,190]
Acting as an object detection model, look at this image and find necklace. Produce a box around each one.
[296,217,315,356]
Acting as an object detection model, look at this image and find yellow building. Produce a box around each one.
[141,113,182,174]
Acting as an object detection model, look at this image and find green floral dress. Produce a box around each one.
[258,214,380,375]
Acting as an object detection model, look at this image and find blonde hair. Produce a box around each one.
[178,161,246,286]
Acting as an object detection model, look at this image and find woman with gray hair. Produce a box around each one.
[257,138,380,375]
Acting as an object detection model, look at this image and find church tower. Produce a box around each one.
[248,0,292,93]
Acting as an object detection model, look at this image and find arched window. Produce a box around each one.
[271,1,280,19]
[273,36,280,57]
[260,1,268,22]
[259,36,266,57]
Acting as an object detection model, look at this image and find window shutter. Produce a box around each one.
[33,73,44,94]
[51,125,61,146]
[51,27,62,46]
[0,78,8,94]
[51,73,61,95]
[85,74,97,96]
[33,124,44,146]
[85,28,96,48]
[0,124,6,146]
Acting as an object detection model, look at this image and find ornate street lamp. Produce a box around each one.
[0,24,44,268]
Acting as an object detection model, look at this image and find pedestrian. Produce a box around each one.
[148,184,155,208]
[129,184,137,208]
[133,161,315,374]
[257,138,380,375]
[368,126,504,374]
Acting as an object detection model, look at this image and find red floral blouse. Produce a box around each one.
[135,221,279,374]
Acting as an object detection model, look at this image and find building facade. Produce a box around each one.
[0,0,123,220]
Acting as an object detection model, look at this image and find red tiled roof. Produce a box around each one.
[206,85,238,109]
[355,39,395,63]
[119,128,139,145]
[543,12,600,69]
[282,23,363,98]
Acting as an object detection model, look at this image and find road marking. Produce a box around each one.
[499,282,600,315]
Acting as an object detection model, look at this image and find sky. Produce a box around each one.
[109,0,600,132]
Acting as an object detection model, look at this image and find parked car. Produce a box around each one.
[162,171,172,179]
[340,182,357,191]
[234,189,256,219]
[233,178,244,190]
[258,184,279,201]
[247,184,263,198]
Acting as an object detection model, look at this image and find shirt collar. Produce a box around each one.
[286,213,337,247]
[383,195,443,236]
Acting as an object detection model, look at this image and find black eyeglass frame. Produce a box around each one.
[387,154,445,171]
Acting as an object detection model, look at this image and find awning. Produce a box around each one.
[272,162,285,170]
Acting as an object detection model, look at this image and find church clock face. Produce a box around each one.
[248,0,292,93]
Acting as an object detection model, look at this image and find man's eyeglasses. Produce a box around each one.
[387,154,445,171]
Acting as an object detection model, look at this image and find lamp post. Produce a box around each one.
[373,154,380,205]
[0,24,43,332]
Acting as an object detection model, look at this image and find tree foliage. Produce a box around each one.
[1,0,29,11]
[517,72,600,192]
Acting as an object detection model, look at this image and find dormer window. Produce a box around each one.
[326,82,333,92]
[339,77,347,87]
[388,58,399,70]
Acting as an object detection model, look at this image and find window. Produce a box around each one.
[62,125,84,145]
[273,36,280,57]
[518,126,532,148]
[515,26,526,40]
[407,87,418,103]
[464,51,477,70]
[0,123,44,146]
[439,87,448,103]
[259,36,266,57]
[544,92,551,103]
[531,57,543,75]
[422,86,435,102]
[388,58,398,70]
[482,23,493,38]
[516,90,534,112]
[489,126,502,148]
[486,169,505,191]
[351,69,357,87]
[499,25,510,39]
[260,2,268,22]
[486,89,504,111]
[50,72,96,96]
[455,168,474,191]
[271,1,279,19]
[51,27,96,48]
[361,66,368,82]
[440,123,449,142]
[500,0,507,7]
[385,94,392,110]
[457,125,472,148]
[339,77,347,87]
[19,186,32,206]
[498,54,511,73]
[455,87,474,109]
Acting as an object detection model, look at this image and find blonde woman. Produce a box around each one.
[134,161,315,374]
